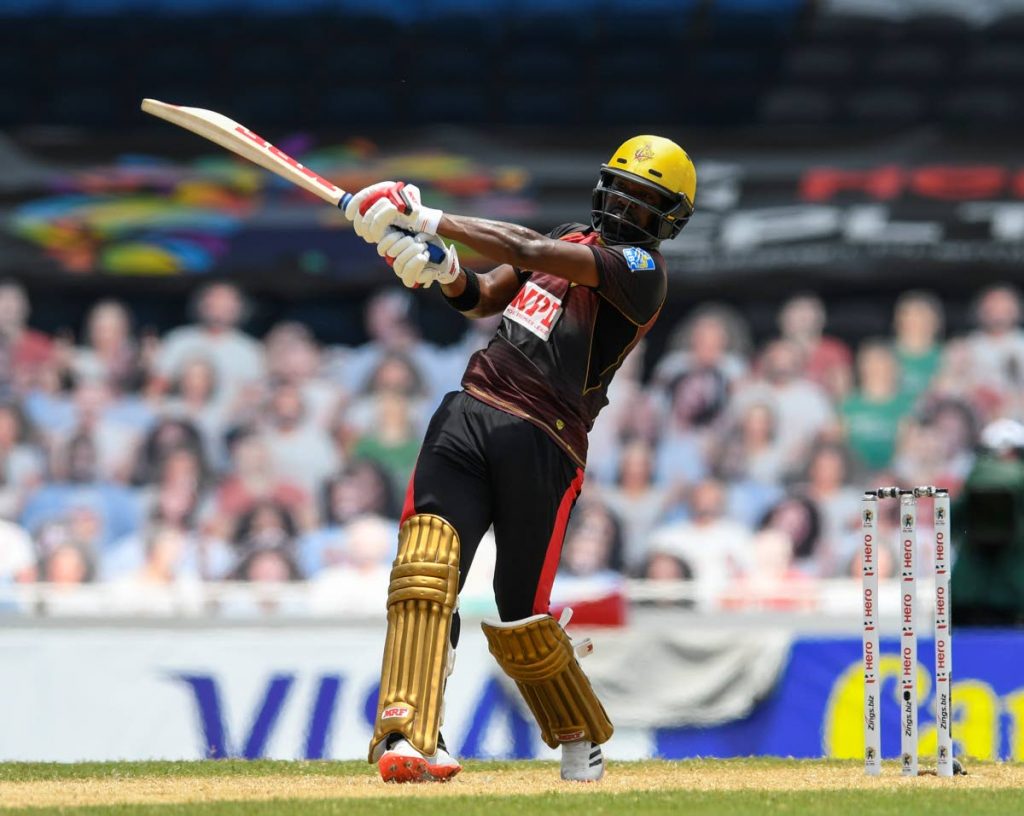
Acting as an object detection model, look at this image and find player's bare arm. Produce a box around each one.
[440,263,525,318]
[344,142,693,311]
[436,215,599,287]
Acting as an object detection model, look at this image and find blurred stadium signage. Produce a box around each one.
[3,130,1024,286]
[663,154,1024,277]
[0,625,1020,762]
[656,632,1024,762]
[0,626,544,763]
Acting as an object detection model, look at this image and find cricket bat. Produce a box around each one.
[141,98,444,262]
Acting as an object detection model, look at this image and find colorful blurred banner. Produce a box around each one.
[0,132,533,282]
[3,128,1024,289]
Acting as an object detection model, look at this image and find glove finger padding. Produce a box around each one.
[345,181,395,243]
[378,229,415,259]
[343,180,392,221]
[365,198,401,244]
[414,268,436,289]
[394,242,429,288]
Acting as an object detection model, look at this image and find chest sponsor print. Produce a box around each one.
[503,281,563,341]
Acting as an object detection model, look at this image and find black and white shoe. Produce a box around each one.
[560,739,605,782]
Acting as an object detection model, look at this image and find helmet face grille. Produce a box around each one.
[591,169,692,247]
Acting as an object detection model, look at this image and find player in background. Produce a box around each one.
[345,136,696,783]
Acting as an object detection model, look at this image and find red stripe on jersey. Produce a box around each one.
[532,467,586,615]
[557,231,602,246]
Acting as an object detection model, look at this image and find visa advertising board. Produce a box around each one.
[0,626,1020,762]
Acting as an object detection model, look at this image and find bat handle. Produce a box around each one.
[339,193,447,263]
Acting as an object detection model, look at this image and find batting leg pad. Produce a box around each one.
[481,614,614,749]
[368,514,460,762]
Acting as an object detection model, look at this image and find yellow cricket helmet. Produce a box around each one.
[591,135,696,246]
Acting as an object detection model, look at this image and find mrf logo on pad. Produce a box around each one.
[504,281,563,341]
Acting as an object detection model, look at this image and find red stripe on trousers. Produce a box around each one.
[399,462,418,524]
[532,467,585,615]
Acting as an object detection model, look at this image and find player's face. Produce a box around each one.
[605,176,665,230]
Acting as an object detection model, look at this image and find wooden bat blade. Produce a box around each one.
[141,98,345,206]
[140,98,447,268]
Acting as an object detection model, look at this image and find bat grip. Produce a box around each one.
[339,193,446,263]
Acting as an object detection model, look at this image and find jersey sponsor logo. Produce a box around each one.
[504,281,563,341]
[622,246,655,271]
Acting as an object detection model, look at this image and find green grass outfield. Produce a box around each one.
[0,758,1021,816]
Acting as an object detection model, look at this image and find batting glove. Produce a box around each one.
[345,181,443,245]
[377,229,460,289]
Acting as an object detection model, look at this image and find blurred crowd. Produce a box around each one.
[0,277,1022,611]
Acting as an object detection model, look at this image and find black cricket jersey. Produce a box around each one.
[461,223,668,468]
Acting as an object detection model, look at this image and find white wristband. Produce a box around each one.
[414,207,444,235]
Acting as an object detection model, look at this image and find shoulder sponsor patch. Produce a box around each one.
[503,281,563,341]
[622,246,655,271]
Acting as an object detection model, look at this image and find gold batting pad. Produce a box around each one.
[368,514,460,761]
[481,614,613,749]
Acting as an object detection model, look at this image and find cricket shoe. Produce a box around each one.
[378,734,462,783]
[561,739,605,782]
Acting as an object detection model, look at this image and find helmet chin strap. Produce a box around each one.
[601,218,655,247]
[593,204,659,247]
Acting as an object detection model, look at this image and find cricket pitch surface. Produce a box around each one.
[1,758,1021,815]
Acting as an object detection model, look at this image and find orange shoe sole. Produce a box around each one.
[378,753,461,783]
[425,761,461,782]
[379,753,429,783]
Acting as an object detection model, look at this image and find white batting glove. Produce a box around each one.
[344,181,444,245]
[377,229,460,289]
[344,181,393,243]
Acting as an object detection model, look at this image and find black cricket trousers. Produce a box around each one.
[400,391,584,646]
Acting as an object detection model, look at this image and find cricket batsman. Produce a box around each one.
[345,136,696,783]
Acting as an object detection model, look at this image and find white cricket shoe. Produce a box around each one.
[561,739,605,782]
[378,735,462,783]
